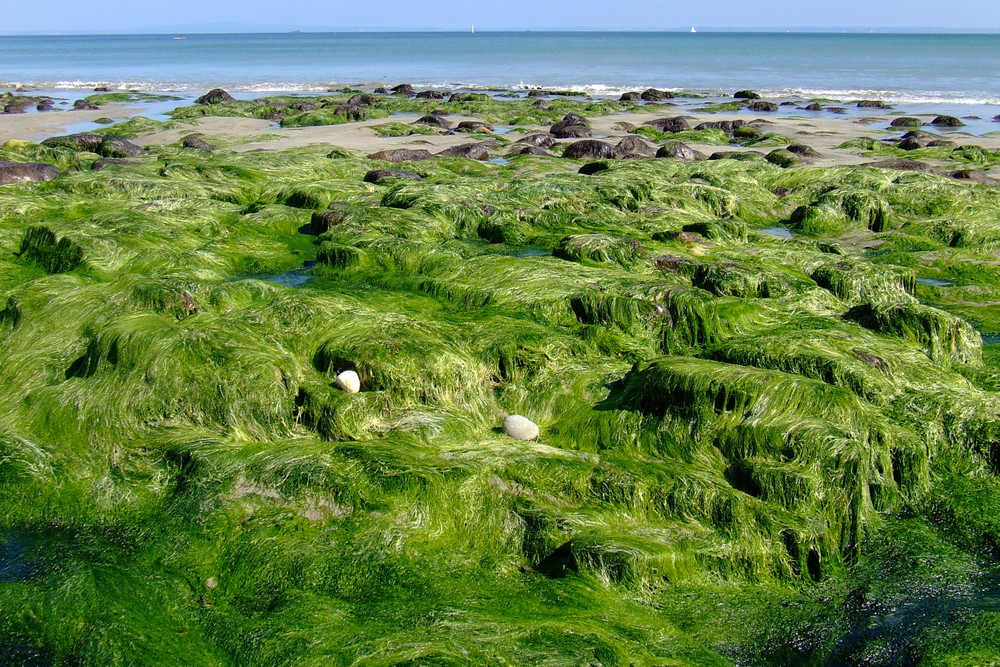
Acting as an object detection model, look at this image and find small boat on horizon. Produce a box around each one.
[690,26,697,33]
[173,36,186,40]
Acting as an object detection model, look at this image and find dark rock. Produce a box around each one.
[613,121,636,132]
[641,88,673,101]
[373,87,389,95]
[900,130,936,142]
[747,100,779,112]
[655,142,705,161]
[857,100,891,109]
[803,103,824,111]
[516,133,557,148]
[734,90,761,99]
[828,107,847,114]
[563,140,616,160]
[992,115,1000,122]
[436,143,490,160]
[415,90,445,99]
[527,89,548,97]
[578,161,611,175]
[414,114,451,129]
[36,102,53,112]
[93,86,111,92]
[897,136,924,151]
[3,103,28,114]
[448,92,485,103]
[507,145,550,157]
[455,121,494,133]
[363,169,422,184]
[787,144,821,158]
[533,541,578,578]
[72,99,99,110]
[390,84,415,96]
[619,92,641,102]
[309,203,350,235]
[694,120,746,135]
[643,116,691,133]
[927,139,956,147]
[551,124,591,139]
[366,149,433,162]
[863,159,937,172]
[931,115,964,127]
[532,99,549,110]
[195,88,235,105]
[41,133,104,153]
[948,169,998,184]
[290,101,317,112]
[613,135,656,158]
[181,134,216,151]
[890,117,923,128]
[98,135,144,158]
[654,255,696,274]
[0,161,60,185]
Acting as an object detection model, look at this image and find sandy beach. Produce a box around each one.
[3,98,999,175]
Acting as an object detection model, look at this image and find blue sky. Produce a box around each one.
[5,0,999,32]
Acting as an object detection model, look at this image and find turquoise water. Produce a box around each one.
[1,32,997,104]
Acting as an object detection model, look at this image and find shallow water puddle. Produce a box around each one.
[510,248,549,258]
[236,261,316,287]
[489,157,510,165]
[759,226,793,239]
[916,277,953,287]
[0,530,39,582]
[493,126,513,135]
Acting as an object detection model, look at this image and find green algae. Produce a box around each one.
[0,115,999,664]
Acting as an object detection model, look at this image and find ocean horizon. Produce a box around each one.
[2,31,998,106]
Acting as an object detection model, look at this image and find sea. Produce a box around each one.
[0,31,998,132]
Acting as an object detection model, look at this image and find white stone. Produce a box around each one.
[503,414,539,441]
[335,370,361,393]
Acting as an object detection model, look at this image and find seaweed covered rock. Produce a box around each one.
[931,115,964,127]
[181,133,216,151]
[507,145,550,156]
[857,100,891,109]
[415,90,445,100]
[72,99,99,110]
[503,414,539,441]
[363,169,423,183]
[695,120,746,135]
[41,132,104,153]
[619,92,641,102]
[844,302,982,364]
[890,117,923,128]
[766,149,799,168]
[309,203,351,235]
[553,234,641,266]
[347,93,379,106]
[455,121,494,133]
[390,83,415,95]
[747,100,779,112]
[0,161,60,185]
[787,144,821,158]
[367,149,433,162]
[195,88,236,104]
[98,135,144,158]
[734,90,761,99]
[18,225,84,273]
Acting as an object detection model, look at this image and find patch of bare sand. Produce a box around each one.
[0,104,140,143]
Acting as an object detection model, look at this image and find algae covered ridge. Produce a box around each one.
[1,91,1000,665]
